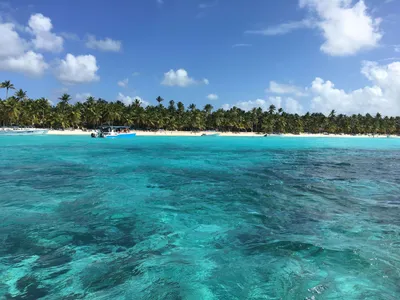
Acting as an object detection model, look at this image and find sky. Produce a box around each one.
[0,0,400,115]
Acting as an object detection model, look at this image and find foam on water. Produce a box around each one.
[0,136,400,299]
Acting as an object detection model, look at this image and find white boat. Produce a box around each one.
[0,127,48,135]
[201,131,220,137]
[91,126,136,139]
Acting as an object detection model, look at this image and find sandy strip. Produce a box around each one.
[47,130,263,137]
[47,130,400,138]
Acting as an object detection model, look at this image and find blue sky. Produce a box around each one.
[1,0,400,115]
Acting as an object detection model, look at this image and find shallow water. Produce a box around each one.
[0,136,400,299]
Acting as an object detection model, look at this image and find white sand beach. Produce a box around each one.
[47,130,400,138]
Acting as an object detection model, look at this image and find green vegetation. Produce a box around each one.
[1,80,399,134]
[0,80,15,100]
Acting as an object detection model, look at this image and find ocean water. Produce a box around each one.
[0,136,400,300]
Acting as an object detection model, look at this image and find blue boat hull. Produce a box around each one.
[104,133,136,139]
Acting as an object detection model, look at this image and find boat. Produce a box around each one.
[0,127,48,135]
[91,126,136,138]
[201,131,220,137]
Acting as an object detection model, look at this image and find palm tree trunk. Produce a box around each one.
[6,88,8,99]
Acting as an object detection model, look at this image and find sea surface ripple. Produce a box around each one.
[0,136,400,299]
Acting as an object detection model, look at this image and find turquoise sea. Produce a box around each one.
[0,136,400,299]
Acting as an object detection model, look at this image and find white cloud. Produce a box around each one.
[118,78,129,87]
[56,54,100,84]
[0,22,26,57]
[251,60,400,116]
[249,0,382,56]
[207,94,219,100]
[268,81,308,97]
[222,60,400,116]
[285,97,304,114]
[60,32,80,41]
[203,78,210,85]
[0,50,48,76]
[117,93,134,105]
[132,72,140,76]
[232,43,252,48]
[161,69,208,87]
[299,0,382,56]
[230,99,270,111]
[75,93,92,101]
[0,22,47,76]
[85,35,122,52]
[246,19,314,36]
[199,1,218,9]
[379,57,400,62]
[257,60,400,116]
[117,93,149,107]
[309,60,400,116]
[309,77,382,114]
[27,13,63,52]
[268,96,303,114]
[162,69,194,86]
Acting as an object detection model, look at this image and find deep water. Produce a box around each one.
[0,136,400,299]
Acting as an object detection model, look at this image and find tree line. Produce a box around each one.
[1,80,399,134]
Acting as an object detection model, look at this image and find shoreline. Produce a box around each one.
[47,130,400,138]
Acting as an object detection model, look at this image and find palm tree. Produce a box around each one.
[268,104,276,115]
[177,102,185,113]
[55,93,72,128]
[105,102,123,125]
[15,89,27,101]
[262,115,274,133]
[202,104,214,129]
[58,93,71,104]
[156,96,164,106]
[69,106,82,128]
[1,80,15,99]
[2,82,400,135]
[86,96,95,103]
[203,104,213,115]
[3,97,20,125]
[275,117,287,133]
[168,100,175,112]
[134,99,141,108]
[36,97,51,127]
[188,103,196,112]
